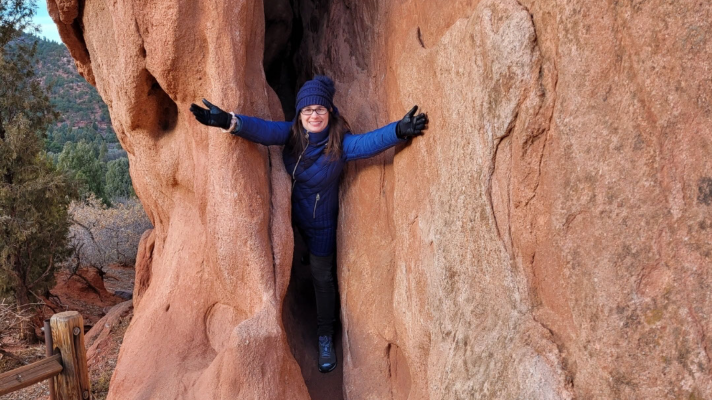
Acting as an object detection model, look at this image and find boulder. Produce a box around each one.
[48,0,306,398]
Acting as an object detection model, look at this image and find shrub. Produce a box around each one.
[68,196,152,270]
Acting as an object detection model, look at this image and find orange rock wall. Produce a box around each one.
[49,0,712,398]
[49,0,308,398]
[310,0,712,398]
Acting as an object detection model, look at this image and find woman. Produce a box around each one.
[190,75,428,373]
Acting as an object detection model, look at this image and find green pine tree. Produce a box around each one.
[58,140,109,204]
[105,157,135,199]
[0,0,78,317]
[99,140,107,162]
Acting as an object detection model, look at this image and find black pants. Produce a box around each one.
[310,253,336,336]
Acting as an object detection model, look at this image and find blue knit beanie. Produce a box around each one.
[295,75,336,115]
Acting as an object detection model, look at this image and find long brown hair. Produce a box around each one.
[289,112,351,161]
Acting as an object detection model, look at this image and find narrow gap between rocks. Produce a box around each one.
[263,0,344,398]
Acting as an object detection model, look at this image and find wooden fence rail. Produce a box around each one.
[0,311,91,399]
[0,354,63,395]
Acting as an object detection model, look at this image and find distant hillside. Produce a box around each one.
[4,33,133,203]
[12,34,125,160]
[32,35,114,135]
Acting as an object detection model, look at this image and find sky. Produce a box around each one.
[32,1,62,43]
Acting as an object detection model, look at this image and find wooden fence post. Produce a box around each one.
[44,319,56,400]
[50,311,90,400]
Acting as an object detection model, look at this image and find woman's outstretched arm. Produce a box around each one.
[342,122,403,161]
[235,115,291,146]
[189,99,291,146]
[343,105,428,161]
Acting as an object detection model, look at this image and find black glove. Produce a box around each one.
[189,99,232,130]
[396,105,428,139]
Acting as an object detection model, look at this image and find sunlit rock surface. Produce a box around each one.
[50,0,711,398]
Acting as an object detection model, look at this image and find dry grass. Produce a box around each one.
[0,338,48,400]
[0,299,45,344]
[68,196,152,271]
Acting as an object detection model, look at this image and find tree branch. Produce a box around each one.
[28,252,54,290]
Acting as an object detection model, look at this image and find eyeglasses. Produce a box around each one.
[301,107,329,115]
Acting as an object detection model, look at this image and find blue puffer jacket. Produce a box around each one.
[235,115,404,256]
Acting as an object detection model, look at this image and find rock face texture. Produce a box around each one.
[49,0,712,398]
[48,0,307,399]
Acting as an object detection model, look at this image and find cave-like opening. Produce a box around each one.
[263,1,344,398]
[263,0,333,120]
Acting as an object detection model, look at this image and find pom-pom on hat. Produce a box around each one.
[295,75,336,114]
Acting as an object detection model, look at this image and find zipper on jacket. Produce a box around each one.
[313,193,320,218]
[292,132,309,189]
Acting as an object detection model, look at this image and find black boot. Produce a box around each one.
[318,335,337,373]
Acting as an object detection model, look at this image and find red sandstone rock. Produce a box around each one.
[132,229,154,309]
[311,0,711,398]
[50,0,711,398]
[85,300,133,368]
[42,267,126,327]
[47,0,307,398]
[85,300,133,399]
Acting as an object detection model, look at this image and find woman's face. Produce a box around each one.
[300,105,329,133]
